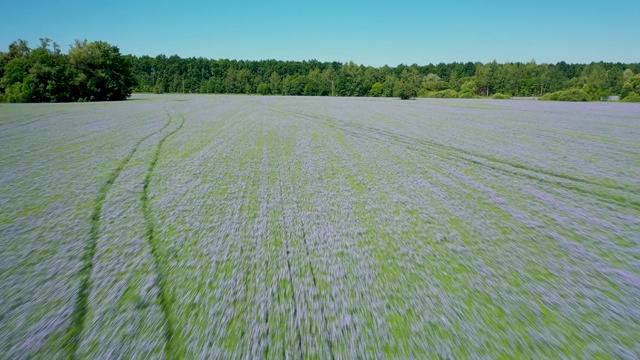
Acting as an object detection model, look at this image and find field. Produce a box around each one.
[1,94,639,359]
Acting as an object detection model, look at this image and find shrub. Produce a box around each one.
[153,83,165,94]
[540,88,593,102]
[491,93,510,100]
[423,89,459,98]
[621,92,640,102]
[420,80,449,94]
[458,81,479,98]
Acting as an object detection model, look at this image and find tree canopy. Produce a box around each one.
[0,39,136,103]
[126,55,640,101]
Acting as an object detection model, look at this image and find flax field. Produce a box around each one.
[1,94,639,359]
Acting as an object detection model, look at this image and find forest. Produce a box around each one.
[131,55,640,101]
[1,38,640,102]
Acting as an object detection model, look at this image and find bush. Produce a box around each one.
[423,89,459,98]
[540,88,593,102]
[153,84,165,94]
[134,84,154,93]
[621,92,640,102]
[491,93,510,99]
[419,80,449,94]
[540,92,558,101]
[458,81,479,98]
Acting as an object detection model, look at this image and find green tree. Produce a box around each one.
[27,38,74,102]
[618,69,635,94]
[419,73,449,96]
[458,80,478,98]
[1,39,75,102]
[369,82,384,97]
[303,68,329,96]
[337,61,369,96]
[281,75,292,95]
[399,68,421,96]
[424,73,441,82]
[0,57,31,91]
[623,69,634,82]
[236,68,253,94]
[256,82,269,95]
[225,68,238,93]
[448,70,460,91]
[3,80,35,102]
[269,71,281,94]
[620,74,640,100]
[583,62,610,99]
[68,40,136,101]
[382,75,397,97]
[394,81,414,99]
[475,63,490,96]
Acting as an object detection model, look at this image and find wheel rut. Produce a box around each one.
[141,107,185,358]
[65,108,177,358]
[282,108,640,210]
[276,179,305,359]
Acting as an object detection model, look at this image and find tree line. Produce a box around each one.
[130,55,640,101]
[1,38,639,102]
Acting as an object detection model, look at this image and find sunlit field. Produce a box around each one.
[1,94,639,358]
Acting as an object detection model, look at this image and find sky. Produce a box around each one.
[1,0,639,67]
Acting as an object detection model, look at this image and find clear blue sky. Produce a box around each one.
[1,0,638,66]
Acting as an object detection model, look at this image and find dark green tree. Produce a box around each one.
[68,40,136,101]
[393,81,414,99]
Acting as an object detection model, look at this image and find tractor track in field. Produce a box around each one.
[285,108,640,288]
[1,132,96,163]
[64,109,173,359]
[0,110,67,131]
[284,162,336,360]
[6,95,639,358]
[0,117,46,132]
[277,179,305,360]
[281,108,640,211]
[299,212,336,360]
[141,107,185,358]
